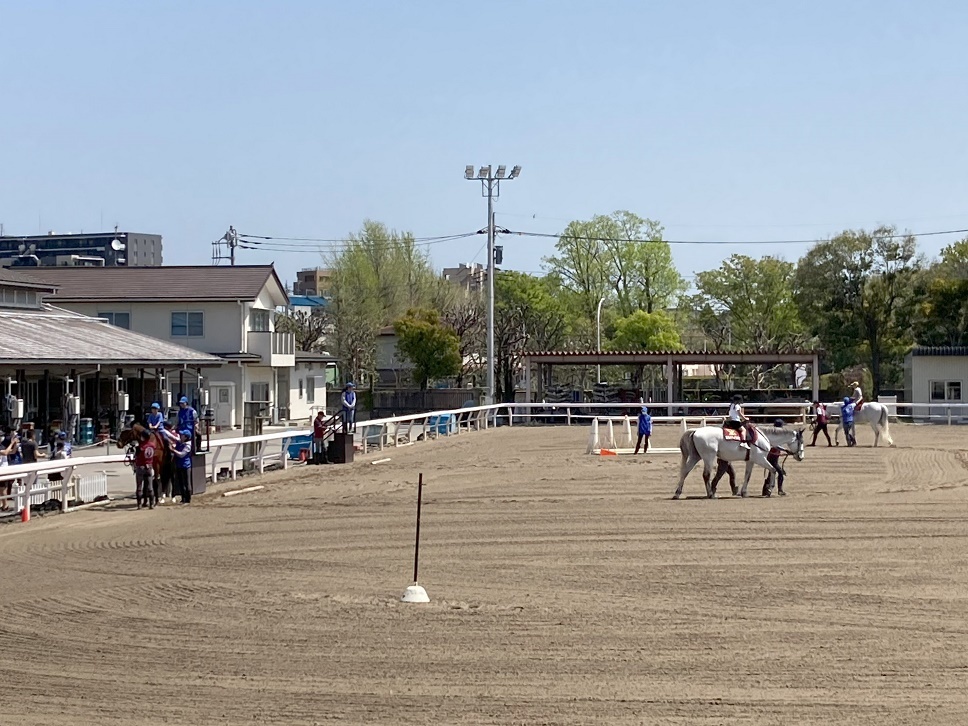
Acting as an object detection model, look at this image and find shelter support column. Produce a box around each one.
[666,355,674,416]
[524,357,532,404]
[812,354,820,402]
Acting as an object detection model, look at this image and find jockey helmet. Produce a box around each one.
[58,431,67,439]
[843,397,851,405]
[850,381,859,387]
[731,394,743,403]
[151,402,160,409]
[179,396,189,404]
[641,406,648,415]
[179,429,192,438]
[346,382,355,388]
[774,418,784,427]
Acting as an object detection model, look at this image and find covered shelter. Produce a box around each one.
[0,269,222,442]
[520,349,822,414]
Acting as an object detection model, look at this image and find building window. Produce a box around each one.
[307,377,315,404]
[218,388,230,404]
[98,312,131,329]
[250,383,270,402]
[250,308,271,332]
[171,311,203,337]
[930,380,962,402]
[298,379,304,400]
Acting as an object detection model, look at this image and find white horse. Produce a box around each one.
[830,401,895,447]
[674,425,805,499]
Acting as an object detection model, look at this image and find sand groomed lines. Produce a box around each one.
[2,423,967,725]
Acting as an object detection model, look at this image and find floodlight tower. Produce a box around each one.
[464,164,521,405]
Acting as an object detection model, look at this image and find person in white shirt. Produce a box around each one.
[724,394,751,449]
[850,381,864,409]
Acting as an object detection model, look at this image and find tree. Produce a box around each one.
[328,220,440,384]
[694,255,807,388]
[494,272,570,402]
[911,238,968,347]
[440,291,485,388]
[393,309,461,390]
[608,310,682,351]
[794,226,921,395]
[544,210,686,321]
[274,307,330,352]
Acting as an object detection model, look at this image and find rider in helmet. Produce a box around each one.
[850,381,864,410]
[841,396,857,447]
[725,394,751,449]
[147,402,165,432]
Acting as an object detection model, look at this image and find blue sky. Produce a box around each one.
[2,1,967,288]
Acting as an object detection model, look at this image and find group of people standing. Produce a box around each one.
[129,396,198,509]
[1,426,72,512]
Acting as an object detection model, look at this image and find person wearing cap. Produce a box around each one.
[172,428,193,504]
[147,402,165,432]
[850,381,864,410]
[57,430,73,458]
[633,406,652,455]
[725,394,751,449]
[177,396,199,450]
[341,382,357,433]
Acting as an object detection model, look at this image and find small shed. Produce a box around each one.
[903,346,968,421]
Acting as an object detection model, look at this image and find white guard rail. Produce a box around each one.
[5,399,968,519]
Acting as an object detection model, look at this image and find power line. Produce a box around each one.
[238,231,480,245]
[506,226,968,246]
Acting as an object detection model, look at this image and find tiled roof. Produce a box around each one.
[22,265,286,303]
[0,305,223,366]
[0,267,58,291]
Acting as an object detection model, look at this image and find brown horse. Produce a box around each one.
[118,423,169,507]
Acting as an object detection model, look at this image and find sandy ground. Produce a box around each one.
[1,420,967,725]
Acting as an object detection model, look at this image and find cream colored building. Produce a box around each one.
[904,346,967,421]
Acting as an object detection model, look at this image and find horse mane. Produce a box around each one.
[763,426,795,440]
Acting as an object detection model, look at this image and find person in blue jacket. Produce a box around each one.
[341,382,357,433]
[634,406,652,455]
[172,429,193,504]
[147,402,165,431]
[177,396,198,450]
[841,396,857,447]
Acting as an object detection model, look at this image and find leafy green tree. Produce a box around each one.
[794,226,921,395]
[328,220,440,384]
[694,255,807,388]
[544,210,686,320]
[608,310,682,351]
[393,309,461,390]
[911,238,968,346]
[494,272,570,402]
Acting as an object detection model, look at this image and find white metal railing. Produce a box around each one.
[5,398,968,521]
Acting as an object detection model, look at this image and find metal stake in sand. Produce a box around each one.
[401,472,430,603]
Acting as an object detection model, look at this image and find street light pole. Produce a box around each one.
[596,296,606,383]
[465,164,521,405]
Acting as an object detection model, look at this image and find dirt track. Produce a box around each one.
[2,421,968,725]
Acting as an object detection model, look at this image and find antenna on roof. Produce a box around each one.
[212,226,238,266]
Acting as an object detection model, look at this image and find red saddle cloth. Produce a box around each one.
[855,400,864,411]
[722,427,744,442]
[723,426,757,444]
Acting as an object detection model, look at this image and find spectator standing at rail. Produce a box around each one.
[177,397,199,450]
[808,400,832,447]
[173,429,193,504]
[312,410,330,465]
[633,406,652,455]
[841,397,857,447]
[341,382,357,433]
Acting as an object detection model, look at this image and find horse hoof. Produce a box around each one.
[708,493,717,500]
[741,491,749,498]
[672,493,681,500]
[778,490,787,496]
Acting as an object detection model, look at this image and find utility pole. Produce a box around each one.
[464,164,521,405]
[211,226,238,265]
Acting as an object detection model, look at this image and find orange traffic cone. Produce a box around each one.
[600,449,618,457]
[21,503,30,523]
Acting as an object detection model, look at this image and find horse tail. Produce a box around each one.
[679,429,697,459]
[879,405,894,445]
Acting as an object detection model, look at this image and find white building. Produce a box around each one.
[904,346,967,421]
[28,265,295,429]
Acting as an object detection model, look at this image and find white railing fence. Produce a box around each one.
[4,399,968,520]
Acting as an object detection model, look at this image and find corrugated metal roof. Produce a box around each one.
[0,306,223,366]
[22,265,287,303]
[524,349,820,357]
[910,346,968,357]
